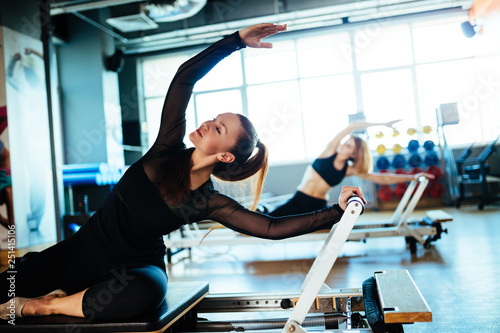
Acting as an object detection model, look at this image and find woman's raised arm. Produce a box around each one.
[150,24,287,153]
[319,120,401,158]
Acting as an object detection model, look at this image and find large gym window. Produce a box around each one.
[194,52,243,91]
[141,12,500,164]
[300,74,357,159]
[296,32,353,76]
[361,69,417,151]
[354,24,413,71]
[247,80,304,163]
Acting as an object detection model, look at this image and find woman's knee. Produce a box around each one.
[125,265,168,311]
[82,265,168,321]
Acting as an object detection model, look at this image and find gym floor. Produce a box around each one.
[167,204,500,333]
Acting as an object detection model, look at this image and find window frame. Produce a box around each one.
[139,10,499,166]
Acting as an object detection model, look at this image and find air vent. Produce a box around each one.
[106,13,159,33]
[142,0,206,23]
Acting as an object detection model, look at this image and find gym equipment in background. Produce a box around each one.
[407,127,417,136]
[395,168,407,175]
[455,136,500,209]
[409,153,423,167]
[376,156,390,170]
[426,165,443,181]
[424,152,440,166]
[373,132,444,205]
[376,144,387,155]
[395,182,408,199]
[392,143,402,154]
[410,167,424,175]
[408,139,420,152]
[377,185,394,202]
[62,163,127,239]
[62,163,125,186]
[423,140,435,151]
[427,182,445,198]
[435,103,460,205]
[391,155,406,169]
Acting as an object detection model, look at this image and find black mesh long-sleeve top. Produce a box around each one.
[76,32,344,265]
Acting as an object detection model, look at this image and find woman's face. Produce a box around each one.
[339,137,357,160]
[189,113,243,157]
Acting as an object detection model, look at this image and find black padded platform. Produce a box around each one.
[0,281,209,333]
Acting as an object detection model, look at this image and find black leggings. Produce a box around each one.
[0,235,167,321]
[268,191,327,217]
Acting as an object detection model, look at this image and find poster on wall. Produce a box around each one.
[0,26,56,250]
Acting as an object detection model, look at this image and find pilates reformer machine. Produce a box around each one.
[164,176,452,262]
[347,177,452,254]
[0,197,432,332]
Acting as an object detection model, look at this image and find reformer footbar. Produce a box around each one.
[283,196,365,333]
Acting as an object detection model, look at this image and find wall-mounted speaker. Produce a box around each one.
[105,49,124,73]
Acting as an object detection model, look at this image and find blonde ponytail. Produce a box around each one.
[204,139,268,243]
[248,140,268,210]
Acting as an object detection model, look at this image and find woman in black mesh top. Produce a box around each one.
[0,23,365,322]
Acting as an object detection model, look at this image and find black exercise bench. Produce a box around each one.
[0,281,208,333]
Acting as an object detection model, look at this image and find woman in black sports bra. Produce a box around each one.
[0,23,366,322]
[269,121,434,217]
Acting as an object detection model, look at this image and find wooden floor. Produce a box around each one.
[167,204,500,332]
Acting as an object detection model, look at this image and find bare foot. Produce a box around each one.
[21,290,67,316]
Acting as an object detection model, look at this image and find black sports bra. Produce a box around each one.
[311,153,348,187]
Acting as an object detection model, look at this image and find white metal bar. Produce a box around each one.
[348,226,437,240]
[282,198,364,333]
[299,224,339,292]
[391,179,418,224]
[397,177,429,231]
[182,224,195,238]
[396,177,429,244]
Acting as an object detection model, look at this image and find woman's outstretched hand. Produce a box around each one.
[239,23,287,48]
[413,172,435,180]
[384,119,402,128]
[338,186,367,211]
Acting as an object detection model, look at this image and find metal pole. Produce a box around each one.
[71,11,128,44]
[283,197,364,333]
[40,0,63,241]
